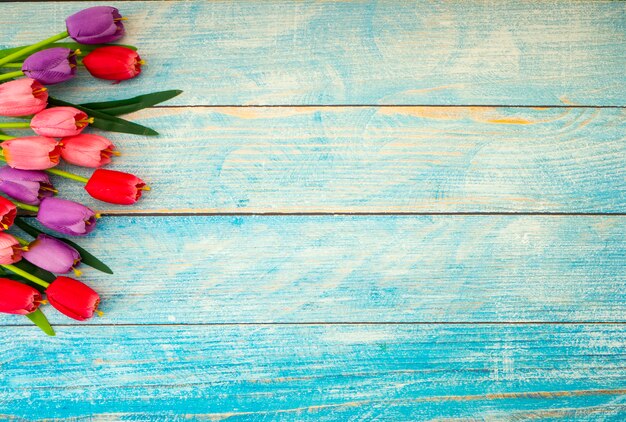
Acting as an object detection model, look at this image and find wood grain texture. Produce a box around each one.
[1,324,625,420]
[38,106,626,214]
[0,215,623,325]
[2,1,625,106]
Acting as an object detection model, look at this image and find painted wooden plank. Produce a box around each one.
[0,215,623,325]
[36,106,626,214]
[1,324,625,419]
[2,1,625,106]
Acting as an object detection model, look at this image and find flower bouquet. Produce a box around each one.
[0,6,181,336]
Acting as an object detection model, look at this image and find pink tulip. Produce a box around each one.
[60,134,117,167]
[0,232,23,264]
[0,78,48,117]
[1,136,62,170]
[31,106,92,138]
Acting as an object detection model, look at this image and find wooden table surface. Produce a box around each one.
[1,1,625,419]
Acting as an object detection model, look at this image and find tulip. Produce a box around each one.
[46,276,100,321]
[83,46,143,82]
[1,136,61,170]
[85,168,148,205]
[0,78,48,117]
[37,197,98,236]
[65,6,125,44]
[0,232,23,264]
[0,166,55,205]
[60,134,117,168]
[0,278,42,315]
[0,196,16,231]
[23,234,81,274]
[22,48,78,85]
[31,107,92,138]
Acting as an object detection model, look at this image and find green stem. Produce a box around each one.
[1,264,50,288]
[0,71,25,81]
[0,122,30,129]
[13,235,30,246]
[0,134,15,141]
[0,31,69,67]
[0,150,89,184]
[0,63,23,68]
[46,168,89,184]
[12,200,39,213]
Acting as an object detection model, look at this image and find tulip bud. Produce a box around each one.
[1,136,62,170]
[85,168,148,205]
[31,106,92,138]
[0,78,48,117]
[22,48,78,85]
[0,196,16,231]
[83,46,142,82]
[0,166,55,205]
[36,197,97,236]
[23,234,81,274]
[60,134,117,168]
[46,276,100,321]
[0,278,42,315]
[0,232,23,264]
[65,6,125,44]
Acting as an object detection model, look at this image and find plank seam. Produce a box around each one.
[4,321,626,327]
[152,104,626,109]
[87,212,626,217]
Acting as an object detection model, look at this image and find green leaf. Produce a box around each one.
[80,90,183,116]
[12,260,56,284]
[0,268,46,292]
[14,218,113,274]
[57,238,113,275]
[48,97,159,136]
[12,218,40,238]
[25,309,55,337]
[0,43,137,60]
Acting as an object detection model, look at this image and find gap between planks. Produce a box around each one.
[69,212,626,217]
[14,211,626,217]
[4,322,626,328]
[154,104,626,109]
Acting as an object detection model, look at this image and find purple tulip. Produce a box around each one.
[37,197,98,236]
[65,6,125,44]
[0,166,55,205]
[23,234,81,274]
[22,48,77,85]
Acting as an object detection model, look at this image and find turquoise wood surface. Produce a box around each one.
[1,325,625,419]
[3,1,626,106]
[0,215,624,325]
[1,0,625,420]
[32,106,626,214]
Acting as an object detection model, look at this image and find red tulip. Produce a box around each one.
[46,276,100,321]
[0,278,42,315]
[85,168,148,205]
[1,136,62,170]
[0,78,48,117]
[0,196,16,231]
[60,134,117,168]
[83,46,143,82]
[0,232,23,264]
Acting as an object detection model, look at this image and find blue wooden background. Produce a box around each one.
[1,1,625,419]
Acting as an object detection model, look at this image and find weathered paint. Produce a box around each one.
[1,324,625,419]
[38,106,626,214]
[1,1,625,105]
[1,1,624,419]
[0,215,623,325]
